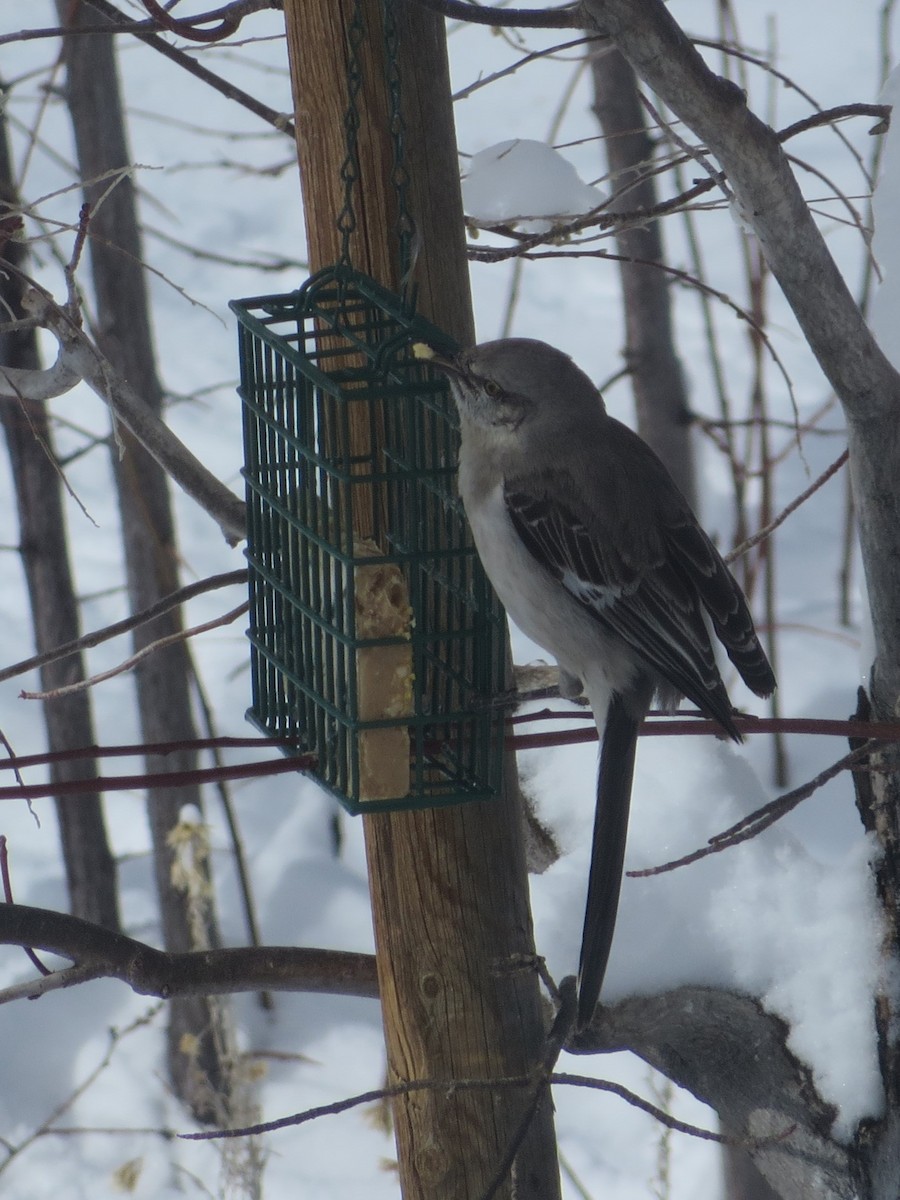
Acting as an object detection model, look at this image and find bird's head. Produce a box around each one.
[416,338,605,438]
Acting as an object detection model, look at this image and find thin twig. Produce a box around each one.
[11,0,296,139]
[0,735,285,772]
[0,963,101,1005]
[20,603,249,701]
[181,1061,730,1147]
[550,1073,735,1143]
[16,288,246,542]
[725,450,848,564]
[409,0,581,30]
[0,836,49,976]
[453,35,600,102]
[0,1004,163,1177]
[0,714,892,781]
[0,569,247,685]
[0,755,312,801]
[629,744,876,877]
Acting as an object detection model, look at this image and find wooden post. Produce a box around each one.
[283,3,562,1197]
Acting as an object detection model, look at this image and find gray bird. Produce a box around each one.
[427,337,776,1029]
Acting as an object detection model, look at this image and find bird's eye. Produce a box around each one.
[484,379,501,398]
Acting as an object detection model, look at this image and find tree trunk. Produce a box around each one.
[0,87,120,933]
[284,2,562,1197]
[58,0,231,1123]
[589,45,696,507]
[722,1146,784,1200]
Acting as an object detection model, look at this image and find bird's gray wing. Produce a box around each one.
[504,482,739,734]
[662,518,776,699]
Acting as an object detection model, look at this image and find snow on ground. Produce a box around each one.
[0,1,895,1195]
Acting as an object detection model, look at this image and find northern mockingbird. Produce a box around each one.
[425,337,776,1029]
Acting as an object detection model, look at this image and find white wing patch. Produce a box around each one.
[560,569,623,611]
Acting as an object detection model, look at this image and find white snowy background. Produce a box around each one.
[0,1,896,1195]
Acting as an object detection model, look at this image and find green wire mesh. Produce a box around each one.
[231,266,507,814]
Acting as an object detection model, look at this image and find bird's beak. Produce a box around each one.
[411,341,463,378]
[429,354,463,378]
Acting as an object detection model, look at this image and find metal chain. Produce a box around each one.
[336,0,416,284]
[336,0,366,268]
[381,0,416,285]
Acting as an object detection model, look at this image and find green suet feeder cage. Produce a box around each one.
[231,266,507,814]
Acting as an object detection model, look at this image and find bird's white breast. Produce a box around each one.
[461,479,641,703]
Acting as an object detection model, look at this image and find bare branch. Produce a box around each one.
[628,744,875,877]
[140,0,242,43]
[0,353,80,403]
[21,602,249,701]
[580,0,899,417]
[74,0,295,138]
[0,1004,164,1179]
[0,735,284,773]
[507,712,900,751]
[0,963,101,1005]
[0,836,50,976]
[0,569,248,686]
[575,988,851,1200]
[0,0,277,45]
[188,1070,731,1145]
[183,979,780,1200]
[452,35,600,102]
[725,449,848,563]
[0,903,379,1002]
[412,0,582,30]
[0,754,313,801]
[18,287,246,544]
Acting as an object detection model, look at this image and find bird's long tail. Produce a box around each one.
[577,693,642,1029]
